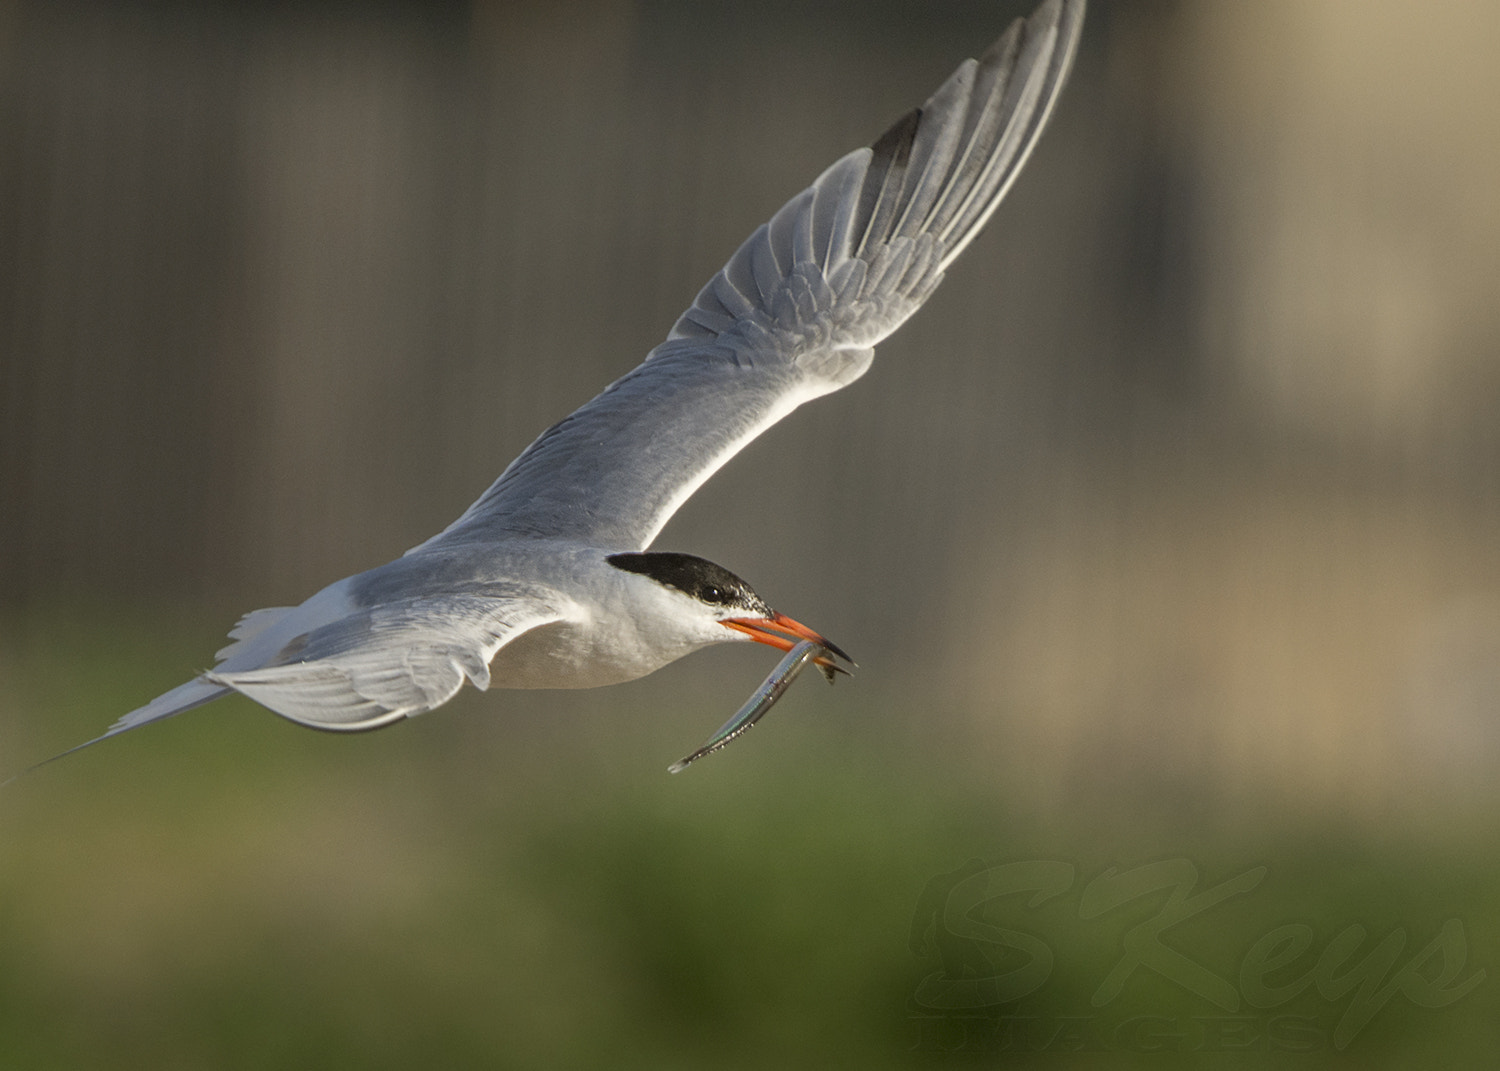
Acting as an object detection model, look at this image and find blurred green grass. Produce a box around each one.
[1,607,1496,1069]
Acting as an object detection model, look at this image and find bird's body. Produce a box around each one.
[23,0,1085,774]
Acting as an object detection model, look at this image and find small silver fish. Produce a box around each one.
[669,640,842,773]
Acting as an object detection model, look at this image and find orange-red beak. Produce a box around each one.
[721,612,854,670]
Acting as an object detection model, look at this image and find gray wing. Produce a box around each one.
[11,578,567,778]
[141,581,565,738]
[416,0,1084,554]
[207,585,568,731]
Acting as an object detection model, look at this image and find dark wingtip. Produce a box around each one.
[850,107,922,259]
[870,106,921,169]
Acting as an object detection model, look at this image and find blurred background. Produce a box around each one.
[2,0,1498,1066]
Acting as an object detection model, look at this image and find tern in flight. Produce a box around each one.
[23,0,1084,777]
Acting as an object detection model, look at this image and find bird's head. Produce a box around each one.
[605,551,852,668]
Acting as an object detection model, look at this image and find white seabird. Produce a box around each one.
[24,0,1084,776]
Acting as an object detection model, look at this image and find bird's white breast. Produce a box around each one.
[483,553,733,689]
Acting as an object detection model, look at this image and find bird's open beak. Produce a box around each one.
[721,612,855,671]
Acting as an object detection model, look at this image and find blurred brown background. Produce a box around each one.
[2,1,1498,1066]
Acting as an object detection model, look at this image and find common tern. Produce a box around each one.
[19,0,1084,778]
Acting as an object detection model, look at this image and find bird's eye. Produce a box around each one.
[704,585,724,602]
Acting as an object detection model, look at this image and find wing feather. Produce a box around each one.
[414,0,1084,554]
[210,591,567,731]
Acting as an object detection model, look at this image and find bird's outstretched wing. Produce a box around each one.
[414,0,1084,555]
[6,580,568,783]
[206,587,568,731]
